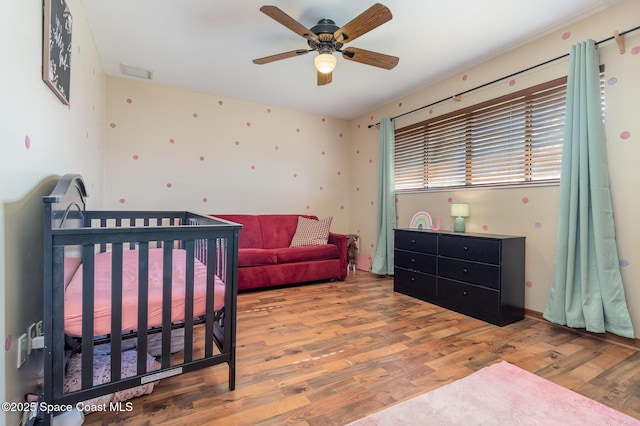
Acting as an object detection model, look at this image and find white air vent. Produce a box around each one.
[120,64,153,80]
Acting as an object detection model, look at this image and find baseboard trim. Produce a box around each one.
[525,309,640,351]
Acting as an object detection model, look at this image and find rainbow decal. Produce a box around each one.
[410,211,433,230]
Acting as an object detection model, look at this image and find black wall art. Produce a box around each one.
[43,0,72,105]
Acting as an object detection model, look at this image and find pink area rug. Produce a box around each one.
[348,361,639,426]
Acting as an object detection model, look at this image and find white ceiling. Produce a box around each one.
[80,0,621,120]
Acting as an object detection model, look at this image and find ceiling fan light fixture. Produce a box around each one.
[255,4,397,85]
[314,52,337,74]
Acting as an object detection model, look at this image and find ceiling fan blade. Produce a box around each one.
[260,5,318,42]
[342,47,399,69]
[253,49,310,65]
[334,3,392,44]
[317,70,332,86]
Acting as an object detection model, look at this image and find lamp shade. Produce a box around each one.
[451,203,469,218]
[314,53,337,74]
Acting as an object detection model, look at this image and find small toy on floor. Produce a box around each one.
[347,235,360,271]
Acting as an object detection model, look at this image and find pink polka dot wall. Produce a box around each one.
[104,79,351,217]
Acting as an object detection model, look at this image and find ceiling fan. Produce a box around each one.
[253,3,399,86]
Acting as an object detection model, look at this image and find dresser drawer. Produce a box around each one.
[438,278,500,324]
[438,234,500,264]
[438,257,500,289]
[395,249,436,274]
[395,230,437,254]
[394,267,437,301]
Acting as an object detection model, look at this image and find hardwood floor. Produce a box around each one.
[86,272,640,425]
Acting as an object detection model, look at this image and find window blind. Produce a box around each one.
[395,75,607,192]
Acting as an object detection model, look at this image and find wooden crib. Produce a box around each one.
[41,174,240,424]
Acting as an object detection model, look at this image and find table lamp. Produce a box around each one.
[451,203,469,233]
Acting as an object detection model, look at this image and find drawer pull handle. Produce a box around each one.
[463,291,468,296]
[411,277,416,281]
[463,246,469,251]
[411,258,416,263]
[462,269,468,273]
[411,239,416,244]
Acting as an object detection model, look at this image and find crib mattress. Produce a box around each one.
[64,248,225,336]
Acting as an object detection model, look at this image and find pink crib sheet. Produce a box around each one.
[64,248,225,336]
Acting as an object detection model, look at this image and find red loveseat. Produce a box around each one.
[212,214,347,291]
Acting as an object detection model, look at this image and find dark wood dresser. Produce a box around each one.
[394,229,525,326]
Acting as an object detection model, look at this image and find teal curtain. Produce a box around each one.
[543,40,634,338]
[372,117,396,275]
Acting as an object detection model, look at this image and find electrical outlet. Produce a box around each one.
[27,323,36,355]
[17,333,27,368]
[36,320,43,336]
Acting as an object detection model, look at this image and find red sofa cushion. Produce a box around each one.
[237,248,277,267]
[274,244,340,264]
[257,215,318,249]
[212,215,263,249]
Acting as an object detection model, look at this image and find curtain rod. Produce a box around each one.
[368,24,640,129]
